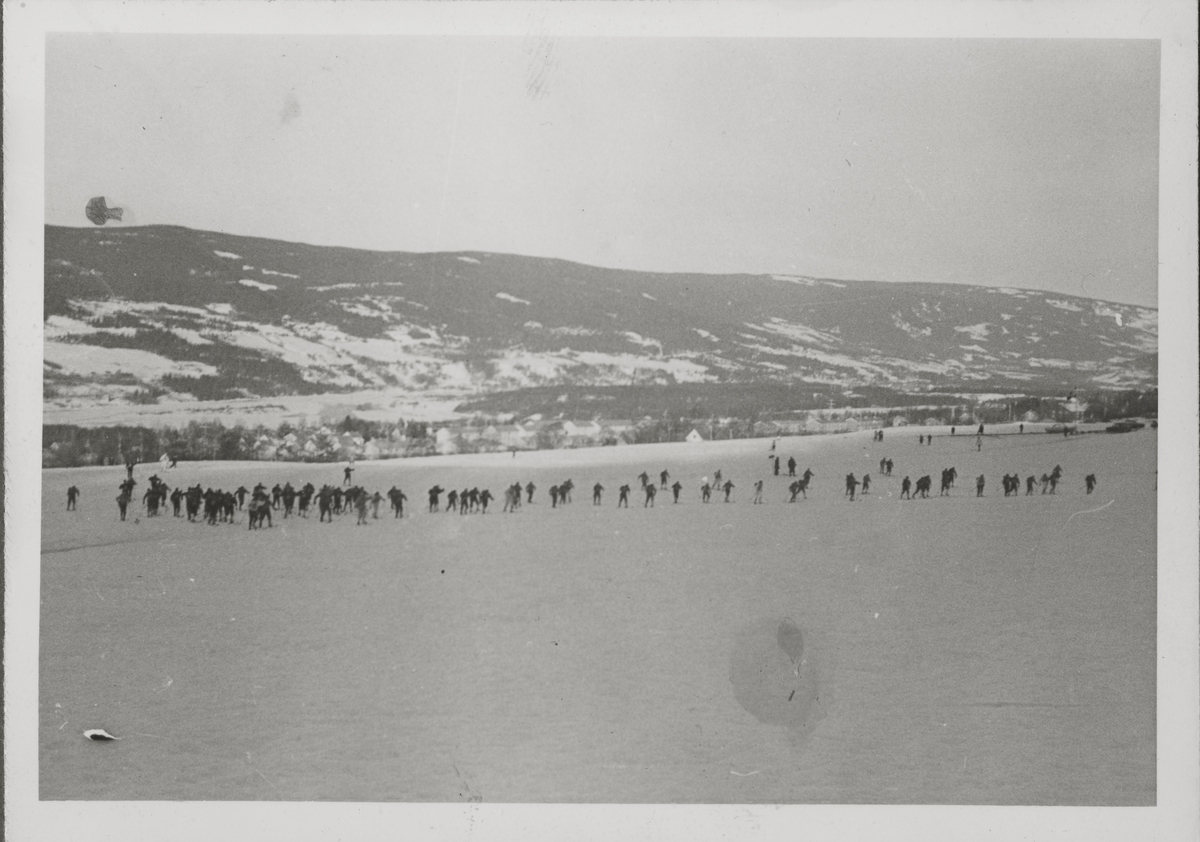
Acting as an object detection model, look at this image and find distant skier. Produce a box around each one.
[845,473,859,501]
[660,469,670,489]
[1085,473,1097,494]
[900,477,912,499]
[861,474,871,494]
[618,484,631,508]
[787,457,797,477]
[671,480,683,503]
[701,482,712,503]
[343,464,354,486]
[593,483,604,505]
[976,475,986,497]
[428,485,444,512]
[773,457,780,476]
[753,480,764,504]
[643,484,656,507]
[638,471,650,489]
[1026,475,1037,496]
[722,479,735,502]
[66,485,80,511]
[525,482,536,504]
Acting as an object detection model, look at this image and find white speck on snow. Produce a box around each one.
[496,293,530,305]
[213,250,241,260]
[261,268,300,279]
[642,293,657,301]
[206,303,233,315]
[457,256,481,264]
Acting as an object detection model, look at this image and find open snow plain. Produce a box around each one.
[39,427,1155,804]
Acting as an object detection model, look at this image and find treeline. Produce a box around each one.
[454,383,1158,422]
[41,388,1156,468]
[41,416,432,469]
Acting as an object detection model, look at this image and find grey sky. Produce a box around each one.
[46,35,1159,307]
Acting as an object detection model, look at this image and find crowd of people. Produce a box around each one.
[72,448,1100,527]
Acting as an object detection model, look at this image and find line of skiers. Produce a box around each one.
[87,458,1099,524]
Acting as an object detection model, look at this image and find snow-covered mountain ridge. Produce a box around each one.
[44,225,1157,410]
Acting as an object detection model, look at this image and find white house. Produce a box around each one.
[685,428,706,444]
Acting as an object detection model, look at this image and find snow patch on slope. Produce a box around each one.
[496,293,530,305]
[1046,298,1084,313]
[44,342,219,379]
[756,318,841,348]
[954,323,991,341]
[239,279,278,292]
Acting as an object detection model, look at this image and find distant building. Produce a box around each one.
[685,428,706,444]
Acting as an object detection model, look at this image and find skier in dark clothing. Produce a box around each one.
[787,457,797,477]
[617,484,631,507]
[67,485,80,510]
[671,480,683,503]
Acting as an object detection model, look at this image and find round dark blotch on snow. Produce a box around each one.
[729,617,830,745]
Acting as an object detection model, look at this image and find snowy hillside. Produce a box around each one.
[44,225,1157,410]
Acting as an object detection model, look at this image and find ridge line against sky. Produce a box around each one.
[43,222,1159,312]
[46,36,1159,307]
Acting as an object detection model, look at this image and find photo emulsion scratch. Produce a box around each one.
[37,33,1161,808]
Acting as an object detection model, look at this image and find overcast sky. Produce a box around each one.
[45,35,1159,307]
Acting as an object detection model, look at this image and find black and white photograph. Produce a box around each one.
[5,2,1198,840]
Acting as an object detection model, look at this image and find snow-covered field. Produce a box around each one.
[39,428,1155,803]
